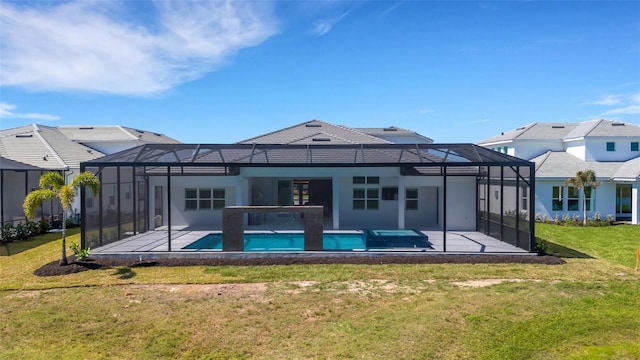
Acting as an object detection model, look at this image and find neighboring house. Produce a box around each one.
[0,124,180,225]
[81,119,535,252]
[238,120,433,145]
[477,119,640,224]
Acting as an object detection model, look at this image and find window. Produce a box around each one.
[606,142,615,152]
[584,187,594,211]
[552,186,563,211]
[185,188,225,210]
[503,146,508,154]
[213,189,226,209]
[199,188,212,210]
[352,176,379,184]
[353,188,379,210]
[406,189,418,210]
[185,188,198,210]
[521,187,528,211]
[567,187,579,211]
[631,142,639,152]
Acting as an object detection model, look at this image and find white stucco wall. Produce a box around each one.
[145,167,481,231]
[583,138,640,162]
[148,175,238,228]
[444,176,476,230]
[534,179,617,221]
[511,140,565,160]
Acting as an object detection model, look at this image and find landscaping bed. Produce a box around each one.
[34,253,565,276]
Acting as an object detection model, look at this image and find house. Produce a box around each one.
[80,120,536,253]
[477,119,640,224]
[0,124,179,226]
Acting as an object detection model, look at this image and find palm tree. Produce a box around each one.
[564,169,600,226]
[23,171,100,265]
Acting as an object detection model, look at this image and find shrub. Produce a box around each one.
[69,242,90,261]
[13,223,28,240]
[39,219,51,234]
[534,237,548,256]
[25,220,40,237]
[1,223,15,242]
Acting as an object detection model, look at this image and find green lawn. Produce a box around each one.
[1,224,639,359]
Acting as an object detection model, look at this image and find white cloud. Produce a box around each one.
[0,0,277,96]
[418,109,434,115]
[586,94,623,105]
[600,105,640,116]
[592,92,640,117]
[311,11,350,37]
[0,102,60,121]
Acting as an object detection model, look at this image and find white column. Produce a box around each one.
[397,177,405,229]
[332,176,340,229]
[236,177,246,206]
[632,182,639,225]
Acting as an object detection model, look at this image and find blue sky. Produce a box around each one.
[1,0,639,144]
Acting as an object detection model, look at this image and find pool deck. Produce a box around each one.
[91,228,531,259]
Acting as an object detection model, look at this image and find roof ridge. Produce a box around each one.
[238,119,321,143]
[117,125,141,140]
[582,119,605,137]
[534,150,552,171]
[287,131,359,144]
[513,123,538,139]
[334,123,393,144]
[32,126,69,169]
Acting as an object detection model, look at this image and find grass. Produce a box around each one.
[1,224,639,359]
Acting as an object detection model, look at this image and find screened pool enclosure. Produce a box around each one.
[80,143,535,253]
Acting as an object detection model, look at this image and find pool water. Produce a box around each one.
[182,232,366,251]
[182,230,432,251]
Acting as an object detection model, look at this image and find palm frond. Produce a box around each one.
[70,172,101,196]
[23,189,57,219]
[59,185,75,212]
[39,172,65,191]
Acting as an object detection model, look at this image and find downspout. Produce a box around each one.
[443,166,447,252]
[167,166,172,251]
[529,163,536,252]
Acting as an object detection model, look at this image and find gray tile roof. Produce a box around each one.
[1,124,180,170]
[0,156,44,170]
[0,124,105,170]
[531,151,627,179]
[477,123,578,144]
[57,125,180,143]
[564,119,640,139]
[238,120,392,145]
[356,126,434,143]
[612,156,640,180]
[477,119,640,144]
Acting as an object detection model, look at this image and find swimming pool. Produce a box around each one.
[182,230,432,251]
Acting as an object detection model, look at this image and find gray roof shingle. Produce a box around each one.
[0,124,105,169]
[0,156,44,170]
[478,119,640,144]
[238,120,392,145]
[57,125,180,143]
[612,157,640,180]
[531,151,629,179]
[564,119,640,139]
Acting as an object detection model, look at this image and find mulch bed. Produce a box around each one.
[33,254,565,277]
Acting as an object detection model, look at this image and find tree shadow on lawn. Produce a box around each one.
[546,241,593,259]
